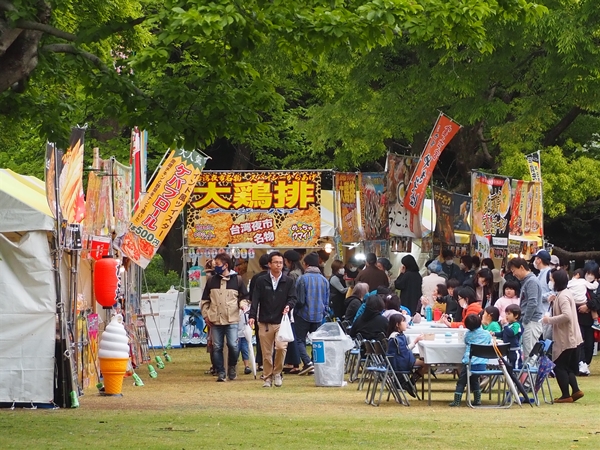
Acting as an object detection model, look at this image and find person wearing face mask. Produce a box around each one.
[531,250,553,306]
[440,249,461,280]
[201,253,249,382]
[574,262,600,376]
[329,260,349,320]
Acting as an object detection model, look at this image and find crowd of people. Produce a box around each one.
[199,247,600,403]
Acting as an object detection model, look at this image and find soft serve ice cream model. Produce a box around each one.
[98,314,130,395]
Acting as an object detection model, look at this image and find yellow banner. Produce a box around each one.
[119,149,206,268]
[186,171,321,247]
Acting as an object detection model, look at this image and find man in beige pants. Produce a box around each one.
[249,251,297,388]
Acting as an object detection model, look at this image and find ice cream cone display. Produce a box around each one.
[98,314,130,395]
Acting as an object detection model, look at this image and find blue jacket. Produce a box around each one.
[463,327,493,365]
[387,333,416,372]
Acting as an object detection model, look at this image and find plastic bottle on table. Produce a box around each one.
[425,305,433,322]
[445,331,452,343]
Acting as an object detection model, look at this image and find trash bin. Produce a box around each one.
[309,322,354,387]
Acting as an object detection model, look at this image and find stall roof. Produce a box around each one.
[0,169,55,232]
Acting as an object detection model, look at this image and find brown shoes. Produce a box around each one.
[554,397,573,403]
[571,390,584,402]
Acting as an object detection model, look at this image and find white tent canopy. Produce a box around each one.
[0,169,56,404]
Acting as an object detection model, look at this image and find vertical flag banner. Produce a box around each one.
[359,173,389,241]
[335,173,360,243]
[432,187,455,244]
[404,113,461,214]
[452,193,471,233]
[186,171,321,248]
[130,127,142,212]
[112,160,132,237]
[386,154,422,238]
[45,142,63,219]
[509,180,543,239]
[118,149,207,268]
[471,172,511,254]
[526,152,542,182]
[59,128,86,224]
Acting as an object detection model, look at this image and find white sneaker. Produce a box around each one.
[274,374,283,387]
[579,361,590,376]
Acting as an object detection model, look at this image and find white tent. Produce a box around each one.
[0,169,56,404]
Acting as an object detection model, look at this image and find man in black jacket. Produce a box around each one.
[249,252,296,388]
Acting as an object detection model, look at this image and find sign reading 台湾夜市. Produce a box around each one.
[186,171,321,248]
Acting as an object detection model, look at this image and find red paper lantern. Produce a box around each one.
[94,257,121,309]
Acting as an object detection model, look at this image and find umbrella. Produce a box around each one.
[242,315,257,379]
[493,339,530,407]
[534,355,555,394]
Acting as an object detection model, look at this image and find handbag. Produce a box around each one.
[276,314,295,342]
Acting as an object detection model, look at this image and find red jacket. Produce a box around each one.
[450,302,482,328]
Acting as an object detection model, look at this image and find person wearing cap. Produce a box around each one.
[294,252,330,375]
[550,254,560,269]
[355,253,390,291]
[532,249,553,306]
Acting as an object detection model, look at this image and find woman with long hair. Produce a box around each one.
[329,259,348,320]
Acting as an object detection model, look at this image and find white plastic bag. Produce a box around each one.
[276,314,295,342]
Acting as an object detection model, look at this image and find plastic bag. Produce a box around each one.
[276,314,295,342]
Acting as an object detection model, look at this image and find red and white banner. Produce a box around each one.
[403,113,461,214]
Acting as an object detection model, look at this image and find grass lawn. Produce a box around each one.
[2,346,600,449]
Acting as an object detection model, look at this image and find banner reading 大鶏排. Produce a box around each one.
[186,171,321,248]
[386,154,422,238]
[471,171,511,250]
[509,179,543,240]
[335,172,360,244]
[118,148,207,268]
[432,187,455,244]
[359,172,389,241]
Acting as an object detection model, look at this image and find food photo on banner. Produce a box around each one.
[186,171,321,248]
[432,187,455,244]
[452,193,471,233]
[359,172,388,241]
[335,172,360,243]
[117,148,207,268]
[471,171,511,257]
[509,180,543,240]
[386,154,422,238]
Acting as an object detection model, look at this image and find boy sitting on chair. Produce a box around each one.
[449,313,492,407]
[492,304,524,370]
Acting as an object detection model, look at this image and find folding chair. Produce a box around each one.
[364,340,409,406]
[466,343,513,408]
[357,340,375,391]
[345,334,362,381]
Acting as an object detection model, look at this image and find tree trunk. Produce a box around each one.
[551,246,600,265]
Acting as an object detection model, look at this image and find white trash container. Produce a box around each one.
[309,322,354,387]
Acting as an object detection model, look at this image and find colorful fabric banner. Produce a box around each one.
[451,193,471,233]
[359,173,388,241]
[59,128,86,224]
[403,114,461,214]
[113,160,132,236]
[386,154,422,238]
[83,159,114,236]
[335,173,360,243]
[432,187,455,244]
[509,180,543,239]
[526,151,542,182]
[186,171,321,248]
[119,149,207,268]
[471,172,511,248]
